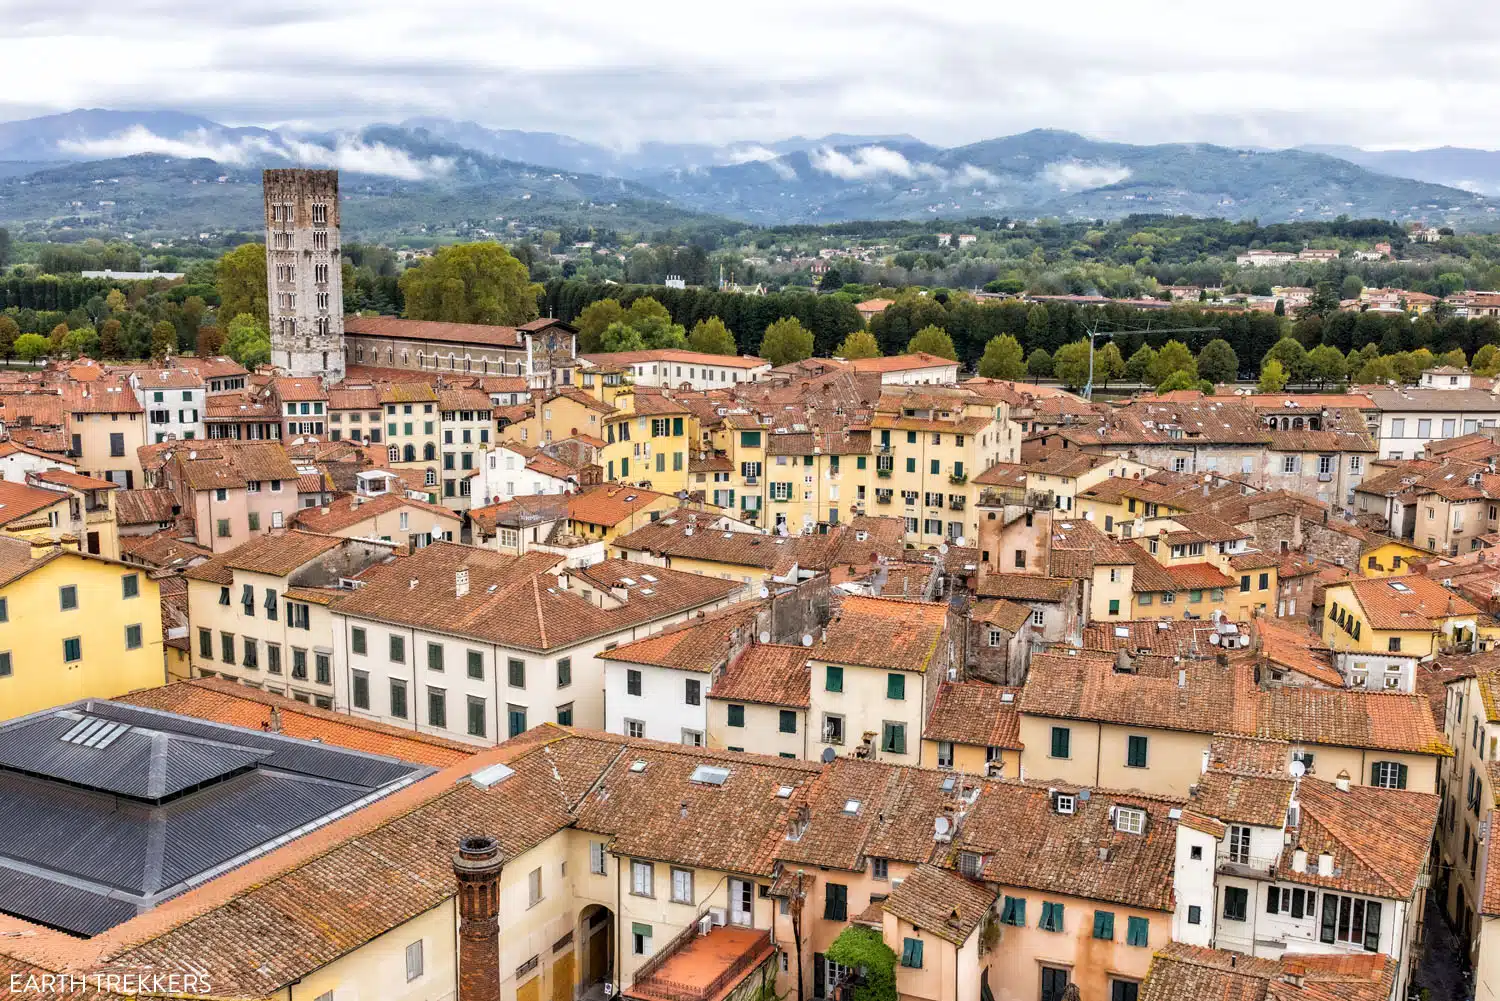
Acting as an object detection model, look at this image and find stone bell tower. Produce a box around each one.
[263,168,345,384]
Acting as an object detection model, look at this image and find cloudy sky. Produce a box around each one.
[1,0,1491,150]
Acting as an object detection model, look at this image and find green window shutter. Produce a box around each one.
[906,458,916,473]
[672,417,683,436]
[632,922,652,939]
[930,459,939,475]
[1397,763,1408,789]
[826,665,843,692]
[1126,916,1149,947]
[907,431,916,444]
[741,431,761,447]
[901,938,923,968]
[824,883,847,921]
[1127,734,1148,768]
[954,461,964,477]
[1051,726,1070,758]
[857,456,867,469]
[887,673,905,700]
[1108,599,1120,614]
[779,710,797,733]
[728,704,745,727]
[1092,910,1114,940]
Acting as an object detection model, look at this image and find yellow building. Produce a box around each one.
[1359,538,1427,577]
[1323,575,1480,657]
[381,383,442,483]
[567,483,678,546]
[806,596,951,767]
[871,387,1020,548]
[1226,552,1280,621]
[0,536,164,720]
[919,681,1023,777]
[507,387,615,450]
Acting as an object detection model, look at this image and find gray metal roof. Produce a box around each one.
[0,700,433,938]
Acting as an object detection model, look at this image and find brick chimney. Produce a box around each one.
[454,835,505,1001]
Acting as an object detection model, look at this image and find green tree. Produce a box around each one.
[1439,348,1468,369]
[1392,348,1434,383]
[1156,370,1201,394]
[150,320,176,360]
[824,927,896,1001]
[574,298,624,354]
[906,325,958,360]
[760,317,814,366]
[1340,274,1364,301]
[1354,355,1397,385]
[1257,358,1288,392]
[600,321,646,353]
[686,317,736,355]
[398,242,541,326]
[834,329,881,360]
[61,326,100,359]
[1473,344,1500,376]
[625,297,673,329]
[1052,340,1092,390]
[977,335,1026,379]
[215,243,268,327]
[1025,304,1050,346]
[1197,339,1240,385]
[1125,344,1157,384]
[0,315,16,362]
[14,333,49,363]
[1026,347,1053,378]
[48,322,69,354]
[1146,339,1197,385]
[632,313,687,350]
[1094,341,1126,387]
[1305,344,1348,388]
[1303,281,1341,319]
[224,313,272,369]
[99,318,122,359]
[1263,337,1308,382]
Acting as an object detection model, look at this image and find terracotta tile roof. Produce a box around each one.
[378,382,439,404]
[1229,550,1283,570]
[567,484,672,527]
[1140,944,1395,1001]
[923,682,1022,749]
[973,461,1026,488]
[848,352,956,374]
[63,381,143,414]
[1120,544,1178,593]
[775,757,957,871]
[1082,618,1242,657]
[1050,516,1135,568]
[975,573,1073,603]
[184,531,353,584]
[437,386,493,411]
[1166,511,1250,544]
[118,531,212,570]
[1255,687,1453,756]
[953,780,1182,912]
[1274,778,1438,899]
[330,545,744,652]
[1330,575,1479,630]
[469,493,571,534]
[0,391,65,428]
[1190,769,1294,827]
[1256,618,1342,687]
[326,386,382,410]
[615,514,900,575]
[598,603,762,673]
[814,595,948,673]
[0,478,67,527]
[574,739,817,876]
[1208,734,1292,776]
[177,356,248,380]
[272,377,328,402]
[709,645,810,708]
[175,441,300,491]
[290,491,459,535]
[115,678,475,768]
[114,488,178,526]
[880,865,995,944]
[1022,650,1255,735]
[764,429,871,457]
[344,314,533,348]
[580,349,768,370]
[1164,560,1235,590]
[971,598,1030,632]
[1020,450,1111,477]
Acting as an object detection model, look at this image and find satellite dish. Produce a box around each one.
[759,586,770,598]
[1209,633,1221,646]
[821,746,837,764]
[938,543,949,555]
[933,815,952,836]
[955,536,965,547]
[801,634,814,647]
[759,631,771,644]
[1077,789,1092,801]
[1289,760,1307,778]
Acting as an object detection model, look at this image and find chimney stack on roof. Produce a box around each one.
[456,566,470,598]
[453,836,505,1001]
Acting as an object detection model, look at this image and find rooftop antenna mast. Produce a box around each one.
[1080,318,1219,402]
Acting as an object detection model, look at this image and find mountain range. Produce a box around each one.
[2,109,1499,237]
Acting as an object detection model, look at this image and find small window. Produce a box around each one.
[125,624,142,650]
[389,634,406,663]
[405,940,424,981]
[121,574,139,599]
[1038,901,1064,932]
[887,673,905,700]
[63,637,82,663]
[671,867,694,904]
[728,704,745,727]
[825,665,843,692]
[1126,734,1148,768]
[779,709,798,734]
[1114,806,1146,835]
[59,585,78,611]
[627,668,642,696]
[900,937,924,969]
[1050,726,1070,759]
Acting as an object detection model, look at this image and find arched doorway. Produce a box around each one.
[577,904,615,1000]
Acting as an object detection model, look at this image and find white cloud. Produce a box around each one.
[1042,160,1131,191]
[808,146,1002,186]
[56,125,453,180]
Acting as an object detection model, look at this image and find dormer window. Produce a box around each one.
[958,851,984,878]
[1114,806,1146,835]
[1055,793,1076,815]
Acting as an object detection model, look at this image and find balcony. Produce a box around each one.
[949,497,966,512]
[876,491,893,505]
[949,472,968,486]
[629,926,774,1001]
[876,468,893,479]
[1216,852,1281,879]
[877,443,893,455]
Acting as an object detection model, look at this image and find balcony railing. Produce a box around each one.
[949,472,968,486]
[632,927,774,1001]
[1216,852,1281,878]
[876,468,893,479]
